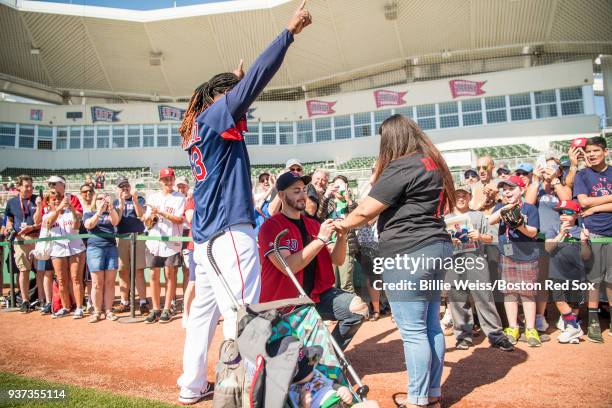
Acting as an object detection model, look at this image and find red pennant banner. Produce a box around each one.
[449,80,487,98]
[306,100,336,117]
[373,89,407,108]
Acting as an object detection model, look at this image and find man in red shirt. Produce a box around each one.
[258,172,367,350]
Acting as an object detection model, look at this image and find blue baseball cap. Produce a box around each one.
[515,163,534,174]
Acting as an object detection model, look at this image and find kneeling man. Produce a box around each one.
[258,171,367,350]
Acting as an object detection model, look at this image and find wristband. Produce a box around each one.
[317,236,330,245]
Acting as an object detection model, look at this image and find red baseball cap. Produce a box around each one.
[571,138,587,148]
[555,200,581,213]
[497,175,525,189]
[159,168,175,180]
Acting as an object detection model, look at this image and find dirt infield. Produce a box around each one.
[0,310,610,408]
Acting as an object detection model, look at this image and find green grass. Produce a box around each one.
[0,372,175,408]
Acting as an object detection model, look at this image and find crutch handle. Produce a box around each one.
[207,229,241,311]
[273,229,307,298]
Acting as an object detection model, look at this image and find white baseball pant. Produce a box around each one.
[177,223,261,398]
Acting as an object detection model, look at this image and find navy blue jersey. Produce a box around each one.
[183,29,294,244]
[113,196,146,234]
[573,166,612,236]
[5,195,37,233]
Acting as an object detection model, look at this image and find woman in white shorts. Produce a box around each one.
[42,190,86,319]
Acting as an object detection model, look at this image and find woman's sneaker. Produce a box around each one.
[525,328,542,347]
[73,308,84,319]
[557,323,583,344]
[159,309,172,324]
[52,308,70,319]
[535,314,549,333]
[504,327,520,345]
[40,302,52,315]
[145,310,161,324]
[19,301,30,314]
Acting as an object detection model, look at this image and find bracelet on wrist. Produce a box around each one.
[317,236,330,245]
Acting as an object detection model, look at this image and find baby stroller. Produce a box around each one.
[208,229,370,408]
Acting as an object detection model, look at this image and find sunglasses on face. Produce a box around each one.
[48,182,57,187]
[516,171,530,176]
[289,167,302,172]
[476,166,490,171]
[560,210,576,215]
[119,184,130,189]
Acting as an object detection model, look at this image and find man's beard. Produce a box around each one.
[285,196,306,211]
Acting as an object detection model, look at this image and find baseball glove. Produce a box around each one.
[144,215,159,230]
[500,204,525,229]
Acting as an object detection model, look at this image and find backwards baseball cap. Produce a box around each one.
[116,176,129,187]
[276,171,311,192]
[46,175,66,184]
[285,158,303,169]
[454,184,472,194]
[496,167,511,176]
[159,168,175,180]
[497,175,526,189]
[464,169,478,179]
[555,200,581,213]
[515,163,534,174]
[266,336,324,383]
[174,176,188,187]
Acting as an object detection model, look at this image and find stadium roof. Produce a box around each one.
[1,0,611,104]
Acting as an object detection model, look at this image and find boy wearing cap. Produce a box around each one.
[258,172,367,350]
[143,168,185,324]
[544,200,591,344]
[573,136,612,342]
[446,185,514,352]
[489,175,542,347]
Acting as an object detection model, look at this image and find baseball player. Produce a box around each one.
[176,1,312,404]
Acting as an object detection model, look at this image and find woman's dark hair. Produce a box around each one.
[179,72,241,144]
[374,114,456,213]
[332,175,348,185]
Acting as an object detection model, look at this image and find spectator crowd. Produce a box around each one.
[1,136,610,349]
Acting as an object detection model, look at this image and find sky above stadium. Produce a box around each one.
[31,0,234,10]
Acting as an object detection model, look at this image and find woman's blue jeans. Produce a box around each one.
[383,240,453,406]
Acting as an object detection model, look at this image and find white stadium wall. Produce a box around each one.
[0,60,601,170]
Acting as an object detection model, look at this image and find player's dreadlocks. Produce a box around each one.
[179,72,241,145]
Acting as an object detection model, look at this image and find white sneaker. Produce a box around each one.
[535,314,549,332]
[556,316,564,331]
[52,308,70,319]
[558,323,583,344]
[73,308,84,319]
[440,308,453,327]
[178,382,214,405]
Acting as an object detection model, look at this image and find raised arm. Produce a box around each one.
[225,0,311,121]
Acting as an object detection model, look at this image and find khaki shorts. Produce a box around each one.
[117,238,146,272]
[14,242,35,273]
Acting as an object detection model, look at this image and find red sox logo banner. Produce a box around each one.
[373,89,407,108]
[30,109,43,121]
[448,80,487,98]
[91,106,121,122]
[158,105,185,121]
[306,100,336,117]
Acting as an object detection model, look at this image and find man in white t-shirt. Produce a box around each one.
[143,168,185,324]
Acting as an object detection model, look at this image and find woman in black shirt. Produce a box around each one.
[335,114,455,408]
